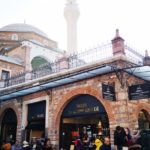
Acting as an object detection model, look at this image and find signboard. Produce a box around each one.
[102,83,116,101]
[28,101,46,121]
[128,83,150,100]
[62,95,106,117]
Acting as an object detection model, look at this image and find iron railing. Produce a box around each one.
[0,42,145,88]
[125,44,144,65]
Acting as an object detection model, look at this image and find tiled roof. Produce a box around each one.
[0,55,23,65]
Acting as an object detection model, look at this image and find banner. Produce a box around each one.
[128,83,150,100]
[102,83,116,101]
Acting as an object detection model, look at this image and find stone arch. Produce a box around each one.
[136,103,150,129]
[136,103,150,119]
[54,86,116,132]
[0,102,19,125]
[0,102,19,144]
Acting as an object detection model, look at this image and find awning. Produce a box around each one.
[0,65,113,101]
[1,64,150,101]
[125,65,150,82]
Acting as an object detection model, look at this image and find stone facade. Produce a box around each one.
[1,67,149,147]
[0,23,63,87]
[0,60,24,77]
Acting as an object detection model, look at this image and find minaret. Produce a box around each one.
[64,0,80,54]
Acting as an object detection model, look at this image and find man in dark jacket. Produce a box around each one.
[100,137,111,150]
[114,126,127,150]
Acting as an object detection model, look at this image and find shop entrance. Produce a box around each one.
[25,101,46,141]
[0,108,17,144]
[59,94,109,150]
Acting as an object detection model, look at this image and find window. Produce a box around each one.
[1,70,10,80]
[11,34,18,40]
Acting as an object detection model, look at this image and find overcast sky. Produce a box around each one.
[0,0,150,53]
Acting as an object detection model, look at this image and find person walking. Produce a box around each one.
[124,128,132,147]
[11,140,22,150]
[3,143,11,150]
[43,139,52,150]
[95,136,102,150]
[114,126,127,150]
[100,137,111,150]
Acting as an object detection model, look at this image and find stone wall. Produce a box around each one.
[21,72,150,147]
[0,69,150,148]
[0,60,24,77]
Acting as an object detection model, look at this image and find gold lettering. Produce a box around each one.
[76,103,88,108]
[94,106,99,112]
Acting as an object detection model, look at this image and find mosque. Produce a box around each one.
[0,0,149,149]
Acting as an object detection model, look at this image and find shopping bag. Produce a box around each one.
[70,144,75,150]
[122,147,128,150]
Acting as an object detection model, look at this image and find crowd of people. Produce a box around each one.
[0,126,142,150]
[72,136,110,150]
[72,126,142,150]
[114,126,141,150]
[0,138,53,150]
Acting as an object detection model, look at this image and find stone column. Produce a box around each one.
[111,29,125,56]
[115,80,130,127]
[143,50,150,65]
[15,99,23,142]
[22,45,32,81]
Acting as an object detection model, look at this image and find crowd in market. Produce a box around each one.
[0,126,143,150]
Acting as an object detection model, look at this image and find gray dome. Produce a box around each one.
[0,23,48,37]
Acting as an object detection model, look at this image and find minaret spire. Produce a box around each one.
[64,0,80,54]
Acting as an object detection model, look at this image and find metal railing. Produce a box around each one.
[125,44,144,65]
[0,42,145,88]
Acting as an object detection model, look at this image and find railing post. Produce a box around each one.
[143,50,150,65]
[111,29,125,56]
[25,72,32,81]
[0,80,5,88]
[58,51,69,71]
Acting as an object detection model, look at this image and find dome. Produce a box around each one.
[0,23,48,37]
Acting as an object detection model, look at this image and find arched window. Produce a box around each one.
[31,56,52,78]
[11,34,18,40]
[31,56,49,70]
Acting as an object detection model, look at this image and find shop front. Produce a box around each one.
[0,108,17,144]
[59,94,109,150]
[25,101,46,141]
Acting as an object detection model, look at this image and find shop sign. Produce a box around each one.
[128,83,150,100]
[102,83,116,101]
[28,101,46,121]
[62,95,106,117]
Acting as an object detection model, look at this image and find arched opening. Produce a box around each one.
[31,56,49,70]
[0,108,17,144]
[138,110,150,130]
[59,94,109,149]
